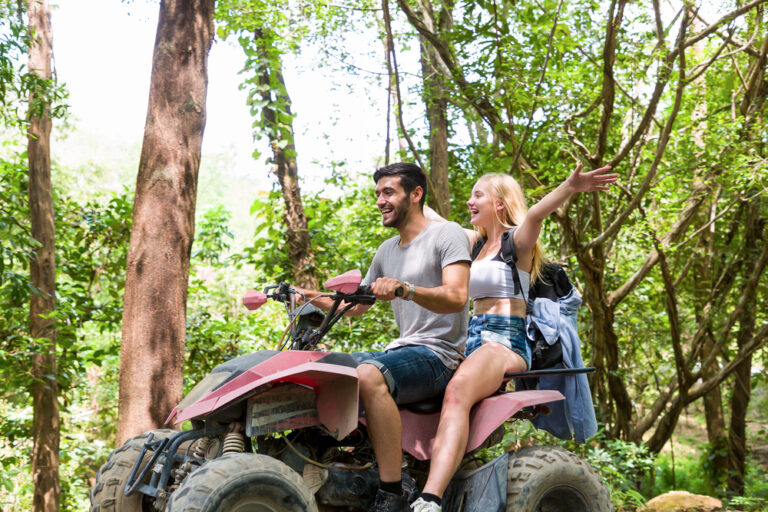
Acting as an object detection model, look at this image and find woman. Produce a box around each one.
[411,163,616,512]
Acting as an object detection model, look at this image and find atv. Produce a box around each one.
[90,270,613,511]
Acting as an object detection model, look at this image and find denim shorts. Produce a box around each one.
[352,345,454,405]
[465,314,530,370]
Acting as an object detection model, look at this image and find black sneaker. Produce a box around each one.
[369,488,409,512]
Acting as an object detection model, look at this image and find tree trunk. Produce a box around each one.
[416,0,452,216]
[727,198,764,494]
[420,39,451,216]
[698,199,728,481]
[26,0,60,510]
[117,0,215,446]
[582,263,633,439]
[254,33,317,289]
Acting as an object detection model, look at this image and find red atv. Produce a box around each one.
[90,270,613,512]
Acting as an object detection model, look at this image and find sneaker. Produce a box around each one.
[369,488,409,512]
[411,497,442,512]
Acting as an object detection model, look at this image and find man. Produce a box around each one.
[299,162,470,512]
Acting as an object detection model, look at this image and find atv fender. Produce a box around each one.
[169,351,359,440]
[398,390,563,460]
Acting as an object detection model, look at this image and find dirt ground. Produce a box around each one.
[657,382,768,472]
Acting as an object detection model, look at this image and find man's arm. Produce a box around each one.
[294,287,372,317]
[368,261,470,314]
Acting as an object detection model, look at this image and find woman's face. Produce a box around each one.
[467,181,501,228]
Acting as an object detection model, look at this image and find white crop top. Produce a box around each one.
[469,252,531,301]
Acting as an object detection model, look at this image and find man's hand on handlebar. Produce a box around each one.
[371,277,405,301]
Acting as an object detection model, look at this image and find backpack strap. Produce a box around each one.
[470,236,486,261]
[500,227,527,303]
[471,227,527,302]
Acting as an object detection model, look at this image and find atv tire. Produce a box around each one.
[506,445,614,512]
[167,453,318,512]
[90,429,178,512]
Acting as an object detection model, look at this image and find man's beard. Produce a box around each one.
[382,201,410,228]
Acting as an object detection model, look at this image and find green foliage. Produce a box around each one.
[650,449,717,498]
[562,434,654,510]
[0,146,134,509]
[0,7,69,130]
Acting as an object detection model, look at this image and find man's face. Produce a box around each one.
[375,176,413,228]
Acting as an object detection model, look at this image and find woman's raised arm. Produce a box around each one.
[514,163,617,254]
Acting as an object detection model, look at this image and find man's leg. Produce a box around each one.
[358,362,403,482]
[355,346,453,484]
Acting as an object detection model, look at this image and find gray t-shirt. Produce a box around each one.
[362,221,470,369]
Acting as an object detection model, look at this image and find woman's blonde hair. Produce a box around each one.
[475,173,545,282]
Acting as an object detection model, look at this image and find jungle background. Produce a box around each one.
[1,0,767,510]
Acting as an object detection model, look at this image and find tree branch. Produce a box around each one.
[395,0,531,169]
[680,0,768,53]
[511,0,563,171]
[382,0,446,216]
[592,0,625,166]
[585,12,690,251]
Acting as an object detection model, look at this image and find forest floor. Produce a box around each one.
[664,381,768,471]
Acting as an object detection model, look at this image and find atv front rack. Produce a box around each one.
[123,425,227,500]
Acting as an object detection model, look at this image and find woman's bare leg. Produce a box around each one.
[421,343,526,498]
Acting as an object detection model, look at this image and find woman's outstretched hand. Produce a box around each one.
[566,163,618,192]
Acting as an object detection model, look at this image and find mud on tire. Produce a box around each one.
[90,429,178,512]
[167,453,317,512]
[507,445,614,512]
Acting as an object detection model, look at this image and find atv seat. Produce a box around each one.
[398,368,595,415]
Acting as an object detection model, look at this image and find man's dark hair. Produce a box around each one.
[373,162,427,209]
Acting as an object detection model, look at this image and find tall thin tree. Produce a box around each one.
[117,0,215,445]
[417,0,453,216]
[26,0,60,509]
[254,30,317,289]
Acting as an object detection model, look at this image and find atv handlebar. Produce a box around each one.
[243,276,380,350]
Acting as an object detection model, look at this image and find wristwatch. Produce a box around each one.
[402,281,415,301]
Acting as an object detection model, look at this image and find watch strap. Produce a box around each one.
[404,281,415,301]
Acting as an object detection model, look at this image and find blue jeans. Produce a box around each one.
[352,345,454,405]
[465,314,530,370]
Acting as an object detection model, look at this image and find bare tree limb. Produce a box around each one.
[680,0,768,53]
[693,9,762,59]
[672,194,743,249]
[689,323,768,402]
[511,0,564,171]
[394,0,533,170]
[585,11,691,251]
[686,33,730,85]
[739,30,768,117]
[696,241,768,375]
[382,0,447,216]
[592,0,626,166]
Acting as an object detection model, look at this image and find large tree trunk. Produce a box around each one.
[727,198,764,493]
[26,0,60,510]
[420,39,450,216]
[254,33,316,289]
[117,0,215,446]
[417,0,452,216]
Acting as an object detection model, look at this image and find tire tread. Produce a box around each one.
[167,453,317,512]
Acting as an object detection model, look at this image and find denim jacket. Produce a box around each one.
[516,287,598,443]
